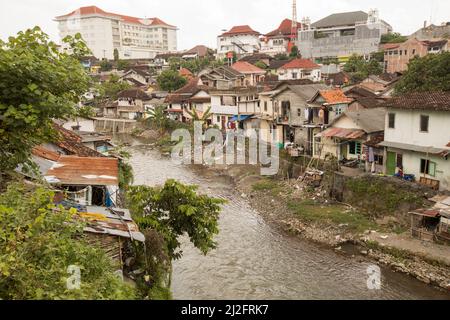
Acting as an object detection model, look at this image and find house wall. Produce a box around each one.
[384,39,429,73]
[62,118,95,132]
[387,148,450,191]
[278,68,321,82]
[298,22,390,60]
[217,34,261,57]
[385,109,450,149]
[273,90,310,126]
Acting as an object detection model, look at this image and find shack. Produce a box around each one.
[410,196,450,243]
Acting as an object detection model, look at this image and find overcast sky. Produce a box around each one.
[1,0,449,50]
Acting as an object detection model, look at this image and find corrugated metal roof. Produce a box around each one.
[80,206,145,242]
[379,141,447,155]
[316,127,365,139]
[44,156,119,186]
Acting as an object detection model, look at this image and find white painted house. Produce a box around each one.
[379,92,450,191]
[217,25,261,59]
[277,58,322,82]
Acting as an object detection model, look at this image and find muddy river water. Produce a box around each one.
[127,141,449,300]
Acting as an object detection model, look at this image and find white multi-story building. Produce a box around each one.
[217,25,261,59]
[55,6,177,60]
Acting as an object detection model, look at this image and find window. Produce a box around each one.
[374,155,384,166]
[292,72,298,79]
[421,159,436,177]
[349,141,362,155]
[297,108,302,117]
[420,115,429,132]
[217,116,220,123]
[388,113,396,129]
[264,101,268,112]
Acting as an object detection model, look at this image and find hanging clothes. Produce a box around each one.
[318,109,325,119]
[369,147,375,163]
[304,108,309,121]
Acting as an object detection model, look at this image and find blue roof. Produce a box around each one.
[230,115,253,122]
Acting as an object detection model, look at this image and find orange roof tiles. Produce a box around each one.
[319,89,353,104]
[179,68,194,78]
[56,6,175,27]
[279,58,320,70]
[231,61,266,74]
[221,25,260,36]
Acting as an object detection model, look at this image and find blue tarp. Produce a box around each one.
[230,115,253,122]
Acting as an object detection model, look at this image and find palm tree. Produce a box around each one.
[146,105,168,133]
[187,106,212,130]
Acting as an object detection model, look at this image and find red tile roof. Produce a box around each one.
[56,6,175,27]
[319,89,353,104]
[231,61,266,74]
[179,68,194,78]
[53,124,105,158]
[383,92,450,111]
[279,58,320,70]
[266,19,301,37]
[221,25,260,37]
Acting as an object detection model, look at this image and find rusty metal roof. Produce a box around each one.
[79,206,145,242]
[44,156,119,186]
[316,127,365,140]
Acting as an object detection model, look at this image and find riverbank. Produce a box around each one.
[132,129,450,293]
[208,165,450,292]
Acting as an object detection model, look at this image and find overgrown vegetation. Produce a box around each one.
[287,200,379,233]
[395,51,450,94]
[343,54,383,83]
[157,69,188,92]
[380,32,408,44]
[0,183,136,300]
[344,177,425,216]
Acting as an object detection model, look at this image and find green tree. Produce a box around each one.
[95,74,131,101]
[62,33,92,60]
[127,180,225,260]
[117,60,130,71]
[395,51,450,94]
[75,105,96,118]
[344,54,382,83]
[113,48,119,62]
[0,27,90,172]
[0,183,136,300]
[289,45,299,58]
[381,32,408,44]
[157,70,187,92]
[100,59,113,72]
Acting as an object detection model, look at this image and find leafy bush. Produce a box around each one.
[0,183,136,300]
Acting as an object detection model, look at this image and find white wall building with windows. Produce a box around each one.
[55,6,177,60]
[379,93,450,191]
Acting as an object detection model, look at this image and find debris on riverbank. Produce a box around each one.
[208,164,450,292]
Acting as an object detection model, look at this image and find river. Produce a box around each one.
[126,141,449,300]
